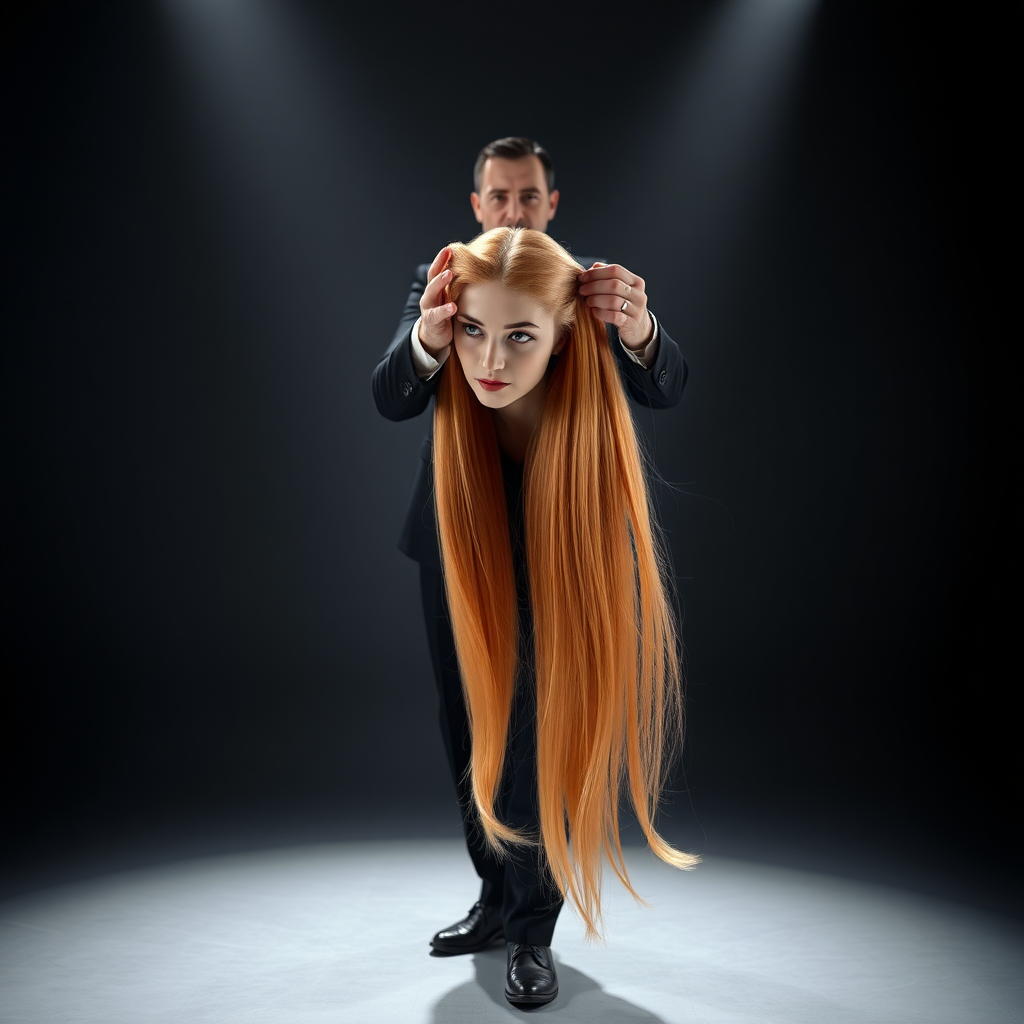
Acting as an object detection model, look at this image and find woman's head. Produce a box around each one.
[445,228,582,414]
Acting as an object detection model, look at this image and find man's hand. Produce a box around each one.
[578,262,656,352]
[418,246,458,358]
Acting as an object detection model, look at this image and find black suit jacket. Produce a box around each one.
[372,260,688,569]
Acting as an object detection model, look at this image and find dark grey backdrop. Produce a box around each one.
[3,1,1018,909]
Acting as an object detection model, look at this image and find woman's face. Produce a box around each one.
[452,281,564,413]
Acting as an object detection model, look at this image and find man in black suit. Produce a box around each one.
[372,137,687,1007]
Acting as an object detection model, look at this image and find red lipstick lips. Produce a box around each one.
[477,379,510,392]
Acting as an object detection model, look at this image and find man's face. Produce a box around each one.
[470,156,560,232]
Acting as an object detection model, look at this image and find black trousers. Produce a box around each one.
[419,564,563,946]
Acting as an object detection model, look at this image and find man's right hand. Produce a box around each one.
[418,246,457,358]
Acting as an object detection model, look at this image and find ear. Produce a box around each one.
[547,188,560,221]
[470,192,484,225]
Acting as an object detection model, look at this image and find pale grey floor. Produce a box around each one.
[1,838,1021,1023]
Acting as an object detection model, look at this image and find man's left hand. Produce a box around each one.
[578,262,656,351]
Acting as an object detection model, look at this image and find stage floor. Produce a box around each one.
[1,836,1021,1023]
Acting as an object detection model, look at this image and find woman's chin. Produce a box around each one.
[471,386,513,408]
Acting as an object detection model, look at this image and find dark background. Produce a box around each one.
[3,1,1019,913]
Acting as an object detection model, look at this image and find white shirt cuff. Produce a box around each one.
[409,317,451,380]
[620,312,660,368]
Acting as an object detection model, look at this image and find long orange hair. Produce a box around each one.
[433,227,698,940]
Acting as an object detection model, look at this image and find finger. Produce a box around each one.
[583,293,647,315]
[424,301,456,326]
[587,303,650,349]
[422,267,453,306]
[427,246,451,280]
[578,277,644,301]
[578,263,640,287]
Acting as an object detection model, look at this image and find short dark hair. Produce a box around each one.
[473,137,555,194]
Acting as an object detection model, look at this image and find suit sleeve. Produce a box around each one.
[372,264,440,422]
[609,321,688,410]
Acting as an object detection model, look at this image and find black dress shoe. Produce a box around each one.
[430,901,504,954]
[504,942,558,1007]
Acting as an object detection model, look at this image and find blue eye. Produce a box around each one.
[462,323,482,337]
[509,331,534,344]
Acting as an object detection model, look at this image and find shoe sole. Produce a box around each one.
[504,987,558,1007]
[429,935,505,955]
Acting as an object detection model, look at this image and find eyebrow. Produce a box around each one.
[458,313,540,330]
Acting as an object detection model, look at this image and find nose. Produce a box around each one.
[482,337,504,373]
[502,198,524,228]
